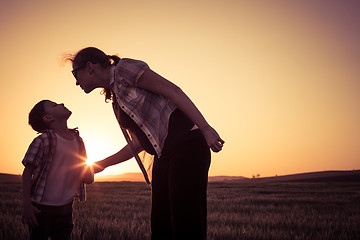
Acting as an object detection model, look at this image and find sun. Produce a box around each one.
[82,138,111,167]
[84,145,107,166]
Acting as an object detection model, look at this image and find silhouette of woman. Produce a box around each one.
[69,47,224,239]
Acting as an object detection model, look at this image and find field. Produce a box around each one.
[1,175,360,240]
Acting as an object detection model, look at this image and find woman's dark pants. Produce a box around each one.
[151,130,211,240]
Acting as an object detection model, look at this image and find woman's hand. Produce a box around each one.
[202,125,225,152]
[92,163,105,174]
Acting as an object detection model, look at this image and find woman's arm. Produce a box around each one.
[137,69,224,152]
[93,142,143,173]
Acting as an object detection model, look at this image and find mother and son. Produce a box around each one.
[21,47,224,240]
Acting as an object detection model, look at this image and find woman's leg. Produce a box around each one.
[169,130,211,240]
[151,156,173,239]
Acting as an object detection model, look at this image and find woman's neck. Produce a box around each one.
[101,66,112,89]
[95,65,111,89]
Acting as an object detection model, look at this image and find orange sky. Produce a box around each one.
[1,0,360,178]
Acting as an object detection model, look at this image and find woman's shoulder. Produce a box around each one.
[114,58,150,86]
[117,58,149,70]
[119,57,147,64]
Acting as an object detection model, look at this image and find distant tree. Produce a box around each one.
[257,174,260,178]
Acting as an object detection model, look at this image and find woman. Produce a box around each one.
[69,47,224,239]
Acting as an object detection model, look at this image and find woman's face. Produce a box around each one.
[72,63,98,94]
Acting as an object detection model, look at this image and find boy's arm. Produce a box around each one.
[22,165,40,227]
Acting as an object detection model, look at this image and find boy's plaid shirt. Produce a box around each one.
[22,129,87,202]
[110,58,177,185]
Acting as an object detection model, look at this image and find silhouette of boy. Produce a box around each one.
[21,100,94,240]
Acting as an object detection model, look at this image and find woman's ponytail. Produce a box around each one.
[108,55,120,65]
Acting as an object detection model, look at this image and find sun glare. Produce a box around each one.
[83,138,111,167]
[82,137,145,176]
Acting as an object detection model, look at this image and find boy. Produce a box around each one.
[22,100,94,240]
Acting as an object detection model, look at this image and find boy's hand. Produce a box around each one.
[22,203,41,227]
[81,165,95,184]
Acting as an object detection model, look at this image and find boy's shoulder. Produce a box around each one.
[69,128,80,136]
[32,128,82,143]
[35,129,54,139]
[35,128,80,137]
[29,130,55,147]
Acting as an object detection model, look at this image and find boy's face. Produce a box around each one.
[43,101,72,122]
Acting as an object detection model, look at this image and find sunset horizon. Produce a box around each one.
[2,169,359,181]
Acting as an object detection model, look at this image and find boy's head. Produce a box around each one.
[28,100,72,133]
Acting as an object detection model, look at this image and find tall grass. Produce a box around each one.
[1,180,359,239]
[207,182,360,239]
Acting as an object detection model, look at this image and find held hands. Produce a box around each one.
[202,125,225,152]
[92,162,105,173]
[22,203,41,227]
[82,165,95,184]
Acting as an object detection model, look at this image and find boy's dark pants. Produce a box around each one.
[29,201,73,240]
[151,130,211,240]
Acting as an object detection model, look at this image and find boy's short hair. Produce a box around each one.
[28,100,49,133]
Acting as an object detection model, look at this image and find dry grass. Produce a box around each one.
[1,179,360,239]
